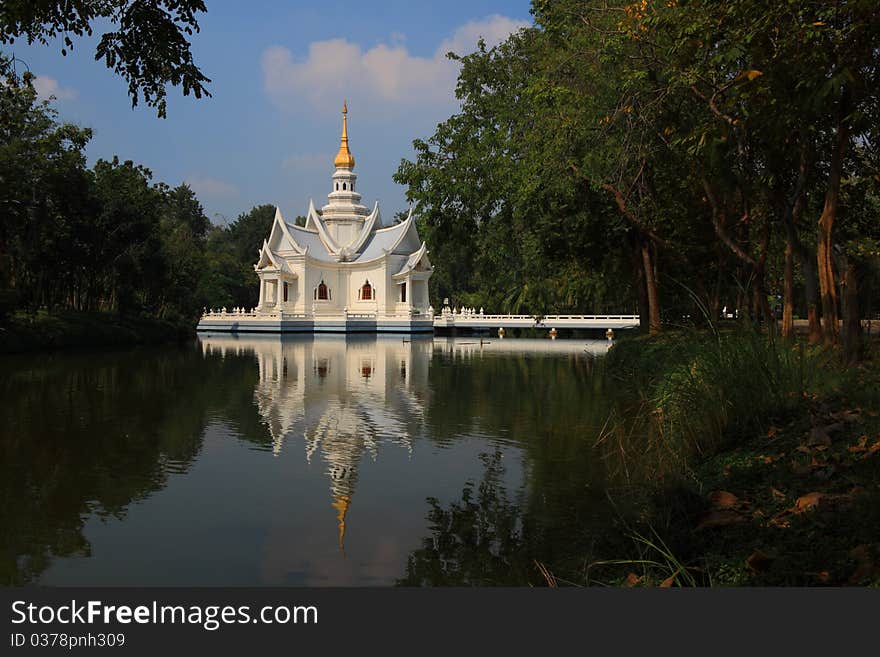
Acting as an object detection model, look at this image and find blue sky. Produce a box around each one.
[14,0,533,224]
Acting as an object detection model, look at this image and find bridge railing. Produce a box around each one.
[435,313,640,322]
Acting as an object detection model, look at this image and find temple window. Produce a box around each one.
[360,280,372,301]
[283,282,288,302]
[342,182,347,190]
[335,183,339,191]
[400,282,407,303]
[316,281,329,300]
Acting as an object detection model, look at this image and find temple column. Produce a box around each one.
[258,277,265,310]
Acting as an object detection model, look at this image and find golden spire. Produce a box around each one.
[333,101,355,169]
[331,494,351,553]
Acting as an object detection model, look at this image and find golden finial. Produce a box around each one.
[334,101,355,169]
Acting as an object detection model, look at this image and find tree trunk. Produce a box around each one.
[842,260,861,363]
[817,110,849,345]
[804,259,822,344]
[641,241,661,334]
[782,239,794,338]
[629,234,650,332]
[785,216,821,342]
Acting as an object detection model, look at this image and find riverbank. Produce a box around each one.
[593,329,880,586]
[0,311,195,354]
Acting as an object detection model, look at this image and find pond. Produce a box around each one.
[1,335,627,586]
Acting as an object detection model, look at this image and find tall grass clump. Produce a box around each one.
[602,327,835,480]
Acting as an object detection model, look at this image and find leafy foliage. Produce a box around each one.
[0,0,211,117]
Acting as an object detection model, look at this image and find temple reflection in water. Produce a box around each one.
[199,334,433,550]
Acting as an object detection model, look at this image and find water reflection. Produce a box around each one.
[202,334,434,551]
[1,336,616,585]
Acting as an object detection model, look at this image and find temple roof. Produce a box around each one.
[262,204,428,268]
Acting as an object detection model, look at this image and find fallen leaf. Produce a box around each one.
[771,487,786,500]
[709,490,739,509]
[848,436,869,453]
[624,572,642,587]
[659,574,676,588]
[795,492,824,512]
[746,550,773,572]
[696,509,746,530]
[767,426,780,439]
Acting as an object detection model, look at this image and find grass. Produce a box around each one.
[590,327,880,586]
[0,309,195,354]
[600,327,840,481]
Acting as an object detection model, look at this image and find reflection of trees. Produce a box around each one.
[399,448,636,587]
[0,347,267,585]
[399,451,531,586]
[405,350,636,586]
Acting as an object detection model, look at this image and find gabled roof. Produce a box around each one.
[392,242,432,279]
[255,240,295,273]
[259,203,424,267]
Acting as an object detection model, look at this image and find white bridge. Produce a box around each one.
[434,310,640,331]
[197,306,640,334]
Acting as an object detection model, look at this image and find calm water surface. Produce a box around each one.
[1,336,620,586]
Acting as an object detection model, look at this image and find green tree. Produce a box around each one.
[158,183,210,321]
[0,0,211,117]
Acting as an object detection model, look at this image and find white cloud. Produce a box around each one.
[261,14,529,112]
[184,176,239,198]
[438,15,530,59]
[32,75,77,101]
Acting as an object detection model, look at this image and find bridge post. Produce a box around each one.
[549,328,557,340]
[498,327,505,339]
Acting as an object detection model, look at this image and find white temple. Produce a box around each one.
[198,103,434,334]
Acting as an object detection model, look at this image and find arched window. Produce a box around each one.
[361,280,372,301]
[317,281,329,300]
[342,182,347,190]
[335,182,339,191]
[283,281,288,302]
